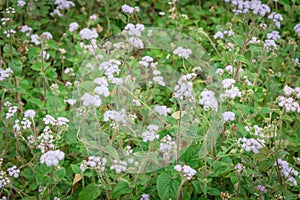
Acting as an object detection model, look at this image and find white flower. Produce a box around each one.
[41,32,52,40]
[40,150,65,167]
[215,68,224,75]
[79,28,98,40]
[0,67,13,81]
[222,111,235,122]
[140,194,150,200]
[278,96,300,113]
[238,138,264,154]
[274,159,299,186]
[103,109,127,125]
[81,93,102,107]
[7,166,20,178]
[5,106,17,119]
[141,124,159,142]
[89,14,98,21]
[69,22,79,32]
[199,90,218,112]
[122,4,134,14]
[57,117,69,126]
[213,31,224,39]
[21,117,31,129]
[222,78,236,89]
[283,85,294,96]
[20,25,32,36]
[133,99,141,106]
[128,37,144,48]
[43,115,57,125]
[80,156,107,172]
[3,29,16,38]
[267,31,280,41]
[17,0,26,7]
[174,164,196,180]
[31,34,40,45]
[124,23,145,37]
[154,105,171,116]
[173,46,192,59]
[24,110,36,118]
[294,23,300,37]
[110,160,127,174]
[173,73,196,102]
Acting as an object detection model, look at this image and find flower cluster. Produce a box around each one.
[0,67,13,82]
[274,159,299,186]
[7,166,20,178]
[213,29,234,39]
[99,59,123,84]
[103,109,127,126]
[257,185,267,193]
[268,12,283,28]
[238,137,265,154]
[5,105,17,119]
[19,25,32,36]
[173,73,196,102]
[199,90,218,112]
[160,135,177,162]
[222,111,235,122]
[69,22,79,32]
[30,32,53,45]
[51,0,75,17]
[234,163,243,173]
[140,194,150,200]
[278,85,300,113]
[43,115,69,127]
[121,4,140,15]
[3,29,16,38]
[80,156,107,173]
[154,105,171,116]
[245,125,264,137]
[221,82,242,100]
[17,0,26,7]
[94,77,110,97]
[225,0,270,16]
[40,150,65,167]
[79,28,98,40]
[173,46,192,59]
[294,23,300,37]
[141,124,159,142]
[81,93,102,107]
[124,23,145,48]
[110,160,127,174]
[37,126,55,153]
[174,164,196,180]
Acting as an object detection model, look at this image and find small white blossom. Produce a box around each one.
[69,22,79,32]
[222,111,235,122]
[173,46,192,59]
[40,150,65,167]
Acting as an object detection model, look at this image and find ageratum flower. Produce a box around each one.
[40,150,65,167]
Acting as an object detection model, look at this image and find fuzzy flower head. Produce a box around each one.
[69,22,79,32]
[79,28,99,40]
[173,46,192,59]
[40,150,65,167]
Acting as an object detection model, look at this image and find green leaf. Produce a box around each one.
[45,67,58,79]
[111,181,132,199]
[208,188,220,196]
[56,167,66,179]
[71,164,82,174]
[78,183,101,200]
[9,60,22,75]
[157,172,180,200]
[31,62,42,71]
[103,146,119,160]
